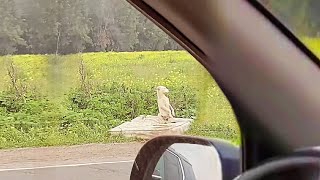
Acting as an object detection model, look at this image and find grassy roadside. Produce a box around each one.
[0,51,239,149]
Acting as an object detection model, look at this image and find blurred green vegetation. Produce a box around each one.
[0,51,239,149]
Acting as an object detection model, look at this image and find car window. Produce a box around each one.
[180,157,197,180]
[258,0,320,58]
[163,149,184,180]
[154,148,198,180]
[154,153,165,178]
[0,0,239,179]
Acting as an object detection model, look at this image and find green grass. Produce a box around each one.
[302,37,320,58]
[0,51,239,149]
[0,125,139,148]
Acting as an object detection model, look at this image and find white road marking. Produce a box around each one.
[0,160,134,172]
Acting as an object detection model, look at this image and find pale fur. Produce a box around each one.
[156,86,175,122]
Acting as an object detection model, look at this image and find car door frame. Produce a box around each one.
[127,0,320,172]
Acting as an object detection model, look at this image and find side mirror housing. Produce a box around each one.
[130,135,240,180]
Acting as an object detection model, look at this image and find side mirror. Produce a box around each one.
[130,135,240,180]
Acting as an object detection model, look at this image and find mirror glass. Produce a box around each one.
[152,143,222,180]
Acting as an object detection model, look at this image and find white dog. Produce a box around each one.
[156,86,175,122]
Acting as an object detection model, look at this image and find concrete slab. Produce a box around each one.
[109,115,194,139]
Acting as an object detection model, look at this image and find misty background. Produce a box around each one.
[0,0,182,55]
[2,0,320,56]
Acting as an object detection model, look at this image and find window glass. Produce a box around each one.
[154,154,165,178]
[163,150,183,180]
[258,0,320,58]
[181,158,197,180]
[0,0,239,179]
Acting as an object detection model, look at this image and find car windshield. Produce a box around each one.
[258,0,320,58]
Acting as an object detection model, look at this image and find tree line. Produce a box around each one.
[0,0,181,55]
[2,0,320,56]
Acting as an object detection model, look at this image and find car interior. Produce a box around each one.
[127,0,320,179]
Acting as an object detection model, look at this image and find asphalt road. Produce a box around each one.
[0,143,144,180]
[0,160,134,180]
[0,143,222,180]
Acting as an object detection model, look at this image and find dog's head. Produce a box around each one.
[156,86,169,94]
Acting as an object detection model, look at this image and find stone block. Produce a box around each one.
[109,115,194,139]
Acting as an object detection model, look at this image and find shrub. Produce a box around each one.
[0,51,240,149]
[69,82,197,128]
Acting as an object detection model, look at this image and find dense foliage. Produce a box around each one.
[0,51,238,148]
[1,0,320,55]
[0,0,181,55]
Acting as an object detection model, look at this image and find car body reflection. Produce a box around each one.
[153,146,196,180]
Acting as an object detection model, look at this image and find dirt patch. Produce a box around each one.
[0,143,144,169]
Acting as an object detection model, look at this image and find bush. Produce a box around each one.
[0,51,240,149]
[0,81,199,149]
[69,82,197,128]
